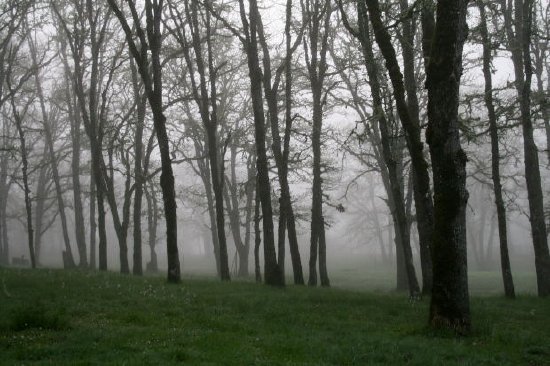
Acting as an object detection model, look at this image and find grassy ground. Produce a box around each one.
[0,268,549,365]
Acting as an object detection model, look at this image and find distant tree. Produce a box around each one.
[337,0,418,296]
[500,0,550,296]
[476,0,515,298]
[28,28,77,268]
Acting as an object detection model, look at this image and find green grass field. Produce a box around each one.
[1,267,549,365]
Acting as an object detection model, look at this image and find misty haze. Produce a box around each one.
[1,0,549,364]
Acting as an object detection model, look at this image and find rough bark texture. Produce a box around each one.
[425,0,470,333]
[477,1,515,298]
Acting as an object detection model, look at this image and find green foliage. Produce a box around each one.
[0,268,548,365]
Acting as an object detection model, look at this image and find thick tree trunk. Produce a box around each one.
[425,0,470,333]
[477,1,515,298]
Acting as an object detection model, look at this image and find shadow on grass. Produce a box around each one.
[8,301,69,331]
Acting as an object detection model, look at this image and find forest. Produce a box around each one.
[1,0,550,362]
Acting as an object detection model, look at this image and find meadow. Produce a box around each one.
[0,266,549,365]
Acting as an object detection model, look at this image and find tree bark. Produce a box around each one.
[425,0,470,333]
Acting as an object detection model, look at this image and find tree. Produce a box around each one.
[108,0,181,283]
[425,0,470,333]
[166,0,230,281]
[302,0,332,288]
[27,26,77,268]
[500,0,550,296]
[476,0,515,298]
[362,0,433,295]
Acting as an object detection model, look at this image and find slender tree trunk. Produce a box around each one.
[29,39,76,269]
[89,174,96,269]
[477,1,515,298]
[10,96,35,268]
[108,0,181,283]
[33,156,48,265]
[425,0,470,333]
[145,184,158,272]
[60,36,88,267]
[503,0,550,296]
[254,177,262,283]
[0,155,8,265]
[240,0,283,286]
[130,57,146,276]
[352,4,419,296]
[365,0,433,295]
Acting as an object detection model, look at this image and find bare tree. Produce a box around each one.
[476,0,515,298]
[500,0,550,296]
[108,0,181,282]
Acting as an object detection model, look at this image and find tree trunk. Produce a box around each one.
[365,0,433,295]
[477,0,515,298]
[108,0,181,283]
[145,184,159,273]
[501,0,550,296]
[33,154,48,265]
[240,0,283,286]
[30,38,76,269]
[355,4,419,297]
[130,57,146,276]
[89,174,97,269]
[10,96,35,268]
[254,177,262,283]
[65,75,87,267]
[425,0,470,333]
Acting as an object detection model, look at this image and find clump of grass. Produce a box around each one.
[9,302,68,331]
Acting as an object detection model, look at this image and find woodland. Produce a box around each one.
[0,0,550,359]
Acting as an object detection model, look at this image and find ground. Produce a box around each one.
[0,266,549,365]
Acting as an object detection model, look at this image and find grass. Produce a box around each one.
[0,267,549,365]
